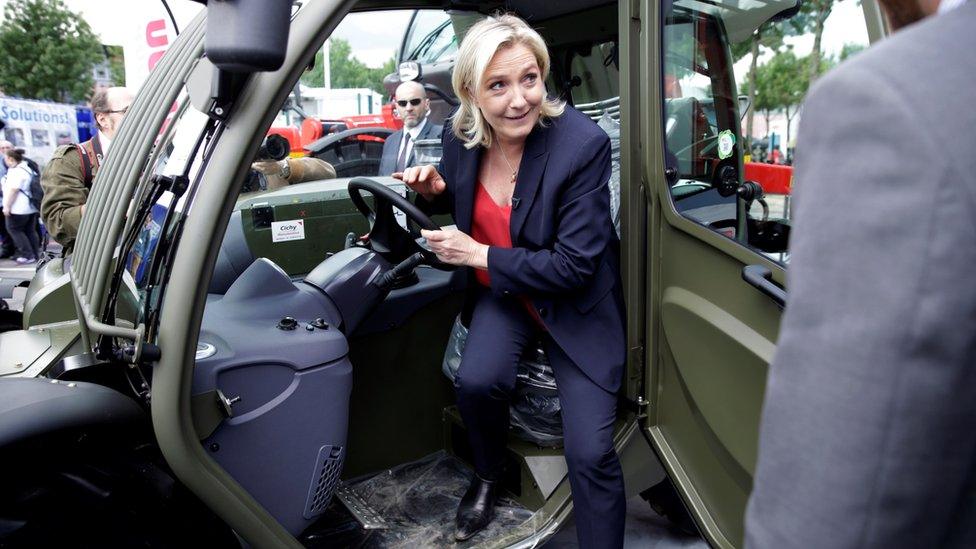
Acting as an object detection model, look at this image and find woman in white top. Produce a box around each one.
[2,148,40,263]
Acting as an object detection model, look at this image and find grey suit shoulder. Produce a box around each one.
[746,5,976,549]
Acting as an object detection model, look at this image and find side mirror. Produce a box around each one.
[205,0,291,73]
[398,61,422,82]
[738,95,751,121]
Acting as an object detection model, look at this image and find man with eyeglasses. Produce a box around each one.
[378,81,442,176]
[41,86,133,255]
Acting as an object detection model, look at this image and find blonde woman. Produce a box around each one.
[396,14,625,547]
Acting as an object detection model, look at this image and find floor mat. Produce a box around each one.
[302,451,538,548]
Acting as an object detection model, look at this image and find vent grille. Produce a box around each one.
[303,445,345,518]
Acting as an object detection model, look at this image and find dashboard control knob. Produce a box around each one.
[311,318,330,330]
[277,316,298,330]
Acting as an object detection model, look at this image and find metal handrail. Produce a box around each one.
[69,13,207,346]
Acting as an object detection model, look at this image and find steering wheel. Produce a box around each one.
[347,177,453,270]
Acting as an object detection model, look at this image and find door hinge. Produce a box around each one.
[629,344,645,372]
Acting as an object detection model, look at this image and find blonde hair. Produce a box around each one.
[451,14,565,149]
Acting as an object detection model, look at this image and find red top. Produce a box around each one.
[471,183,545,328]
[471,183,512,287]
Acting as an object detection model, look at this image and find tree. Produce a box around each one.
[747,57,782,149]
[300,38,395,96]
[733,22,787,152]
[743,49,826,158]
[839,42,866,61]
[0,0,102,103]
[763,51,809,148]
[799,0,837,85]
[104,45,125,86]
[730,2,834,150]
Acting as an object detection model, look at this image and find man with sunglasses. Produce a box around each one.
[41,86,133,255]
[378,81,442,176]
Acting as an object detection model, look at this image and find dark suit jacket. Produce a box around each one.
[428,106,624,392]
[746,4,976,548]
[378,120,443,176]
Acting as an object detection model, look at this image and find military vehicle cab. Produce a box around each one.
[0,0,884,547]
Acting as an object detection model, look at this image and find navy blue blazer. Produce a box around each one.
[430,106,625,392]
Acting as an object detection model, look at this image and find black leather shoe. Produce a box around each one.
[455,475,499,541]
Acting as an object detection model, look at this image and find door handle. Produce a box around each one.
[742,265,786,308]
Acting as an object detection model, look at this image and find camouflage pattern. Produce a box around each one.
[40,140,99,254]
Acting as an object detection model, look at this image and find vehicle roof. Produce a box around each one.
[352,0,617,22]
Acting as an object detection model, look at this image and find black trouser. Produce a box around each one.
[0,208,14,255]
[6,212,40,259]
[456,290,626,548]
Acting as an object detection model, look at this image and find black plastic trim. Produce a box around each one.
[742,264,786,308]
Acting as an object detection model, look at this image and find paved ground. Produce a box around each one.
[543,494,707,548]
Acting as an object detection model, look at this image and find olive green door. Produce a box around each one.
[637,0,886,546]
[640,1,792,547]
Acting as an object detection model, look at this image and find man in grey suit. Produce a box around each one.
[379,81,442,176]
[746,0,976,547]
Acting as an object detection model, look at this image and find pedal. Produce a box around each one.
[335,483,389,530]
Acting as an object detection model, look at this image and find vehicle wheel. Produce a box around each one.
[640,479,698,536]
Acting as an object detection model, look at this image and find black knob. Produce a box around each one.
[716,165,739,197]
[277,316,298,330]
[665,166,678,185]
[736,180,764,202]
[311,318,330,330]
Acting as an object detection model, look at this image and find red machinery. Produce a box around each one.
[270,103,403,157]
[745,162,792,195]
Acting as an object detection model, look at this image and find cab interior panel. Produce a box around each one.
[343,291,463,478]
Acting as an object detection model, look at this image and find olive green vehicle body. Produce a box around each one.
[0,1,889,548]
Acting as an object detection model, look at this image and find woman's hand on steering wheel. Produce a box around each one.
[420,228,488,269]
[347,177,455,271]
[393,164,446,202]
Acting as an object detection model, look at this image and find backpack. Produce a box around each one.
[76,137,101,188]
[17,158,43,211]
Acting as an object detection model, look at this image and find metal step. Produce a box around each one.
[335,483,390,530]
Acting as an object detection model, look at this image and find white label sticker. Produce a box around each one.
[717,130,736,160]
[271,219,306,242]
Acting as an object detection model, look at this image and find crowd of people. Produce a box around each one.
[0,86,134,263]
[0,139,41,264]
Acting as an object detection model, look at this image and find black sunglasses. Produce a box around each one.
[396,98,423,107]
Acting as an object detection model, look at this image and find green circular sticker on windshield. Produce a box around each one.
[717,130,735,160]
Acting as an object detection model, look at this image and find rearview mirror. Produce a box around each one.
[398,62,422,82]
[205,0,291,73]
[738,95,751,121]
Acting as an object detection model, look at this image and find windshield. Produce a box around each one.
[109,92,215,341]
